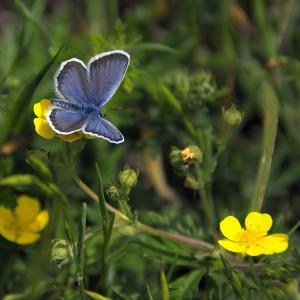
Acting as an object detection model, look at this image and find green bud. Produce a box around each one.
[51,239,73,269]
[106,184,119,201]
[184,175,199,190]
[223,105,242,125]
[169,147,182,166]
[27,153,53,182]
[119,167,138,189]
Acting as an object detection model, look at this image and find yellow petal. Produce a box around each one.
[15,231,41,245]
[245,212,272,234]
[29,210,49,232]
[59,133,82,142]
[34,118,56,139]
[219,215,244,241]
[218,239,245,253]
[0,206,14,231]
[15,195,40,222]
[245,244,265,256]
[258,234,289,254]
[84,133,96,139]
[33,99,52,118]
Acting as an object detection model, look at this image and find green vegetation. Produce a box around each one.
[0,0,299,299]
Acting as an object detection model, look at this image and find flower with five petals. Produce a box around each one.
[0,195,49,245]
[218,212,288,256]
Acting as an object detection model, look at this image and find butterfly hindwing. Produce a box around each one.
[47,108,87,134]
[88,51,130,107]
[83,115,124,144]
[55,59,89,105]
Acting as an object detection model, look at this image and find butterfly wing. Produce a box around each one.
[88,50,130,107]
[47,108,87,134]
[55,59,90,105]
[83,115,124,144]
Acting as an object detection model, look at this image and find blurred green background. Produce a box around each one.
[0,0,299,299]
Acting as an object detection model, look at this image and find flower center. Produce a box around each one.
[238,229,266,244]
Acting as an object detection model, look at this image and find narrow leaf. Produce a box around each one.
[83,290,112,300]
[108,242,131,264]
[96,163,108,230]
[160,268,169,300]
[146,283,154,300]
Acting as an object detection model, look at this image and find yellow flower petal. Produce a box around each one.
[219,215,244,241]
[33,99,52,118]
[245,212,272,234]
[245,244,265,256]
[258,234,289,254]
[15,232,41,245]
[218,239,246,253]
[59,133,83,142]
[34,118,56,139]
[28,210,49,232]
[0,207,14,232]
[15,195,40,222]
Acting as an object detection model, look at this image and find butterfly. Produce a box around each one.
[46,50,130,144]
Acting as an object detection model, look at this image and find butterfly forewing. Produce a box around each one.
[55,59,89,105]
[88,51,130,107]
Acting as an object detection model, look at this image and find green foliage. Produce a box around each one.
[0,0,299,299]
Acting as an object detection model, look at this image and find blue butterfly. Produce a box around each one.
[46,50,130,144]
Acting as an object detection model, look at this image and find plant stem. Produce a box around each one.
[250,81,278,211]
[194,163,217,240]
[77,203,87,300]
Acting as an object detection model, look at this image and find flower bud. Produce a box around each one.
[223,105,242,125]
[170,148,182,166]
[184,175,199,190]
[106,184,119,201]
[119,168,138,189]
[181,145,202,163]
[51,239,73,269]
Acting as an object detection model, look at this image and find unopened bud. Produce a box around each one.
[51,239,73,269]
[119,168,138,189]
[223,105,242,125]
[184,175,199,190]
[170,148,182,166]
[106,185,119,201]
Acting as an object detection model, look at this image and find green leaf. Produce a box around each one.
[0,45,63,146]
[146,283,154,300]
[0,174,52,196]
[83,290,112,300]
[135,43,179,55]
[169,270,205,300]
[160,268,170,300]
[96,163,108,231]
[26,153,53,182]
[15,0,49,39]
[108,242,131,263]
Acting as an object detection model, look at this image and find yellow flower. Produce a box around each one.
[0,195,49,245]
[181,145,202,162]
[33,99,95,142]
[218,212,288,256]
[181,147,195,160]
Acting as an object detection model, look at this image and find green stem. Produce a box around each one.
[250,81,278,211]
[77,203,87,300]
[195,163,217,239]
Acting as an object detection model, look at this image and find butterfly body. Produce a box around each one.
[47,50,130,144]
